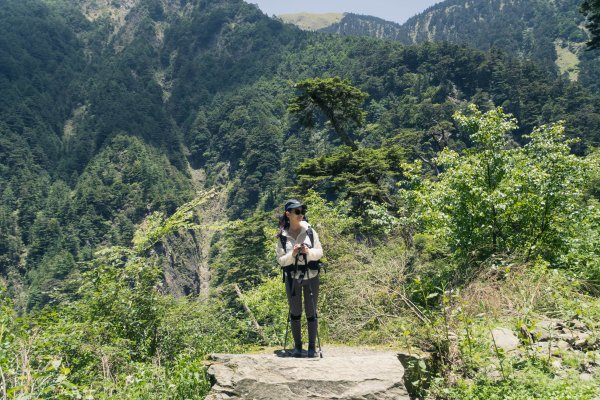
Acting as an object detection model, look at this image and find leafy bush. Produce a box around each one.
[439,369,598,400]
[408,105,598,270]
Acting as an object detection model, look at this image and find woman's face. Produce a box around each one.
[286,207,304,223]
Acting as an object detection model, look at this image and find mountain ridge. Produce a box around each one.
[278,12,344,31]
[279,0,599,90]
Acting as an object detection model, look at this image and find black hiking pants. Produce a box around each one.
[285,275,319,349]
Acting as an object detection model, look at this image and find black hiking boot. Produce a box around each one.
[307,345,318,358]
[291,344,303,358]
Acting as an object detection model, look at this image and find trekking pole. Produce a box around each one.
[307,278,323,358]
[283,309,291,355]
[282,266,295,356]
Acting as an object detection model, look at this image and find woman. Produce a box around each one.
[276,199,323,358]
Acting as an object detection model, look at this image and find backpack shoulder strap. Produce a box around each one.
[305,226,324,273]
[306,226,314,247]
[279,234,287,251]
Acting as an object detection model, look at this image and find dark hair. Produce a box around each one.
[277,212,290,238]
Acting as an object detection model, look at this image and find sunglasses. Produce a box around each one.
[290,208,305,215]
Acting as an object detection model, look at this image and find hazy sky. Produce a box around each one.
[249,1,443,24]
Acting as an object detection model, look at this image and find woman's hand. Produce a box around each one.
[292,243,308,257]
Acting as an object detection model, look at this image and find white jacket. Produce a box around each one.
[276,221,323,280]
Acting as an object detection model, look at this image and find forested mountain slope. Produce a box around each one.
[315,0,600,92]
[1,0,599,309]
[319,13,404,40]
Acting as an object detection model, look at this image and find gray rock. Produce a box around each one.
[158,230,202,297]
[205,347,410,400]
[580,373,594,382]
[589,351,600,365]
[556,326,583,344]
[555,340,571,351]
[479,365,502,380]
[558,326,573,337]
[531,320,557,342]
[575,334,599,351]
[530,342,553,359]
[491,328,520,351]
[569,319,587,330]
[566,331,590,348]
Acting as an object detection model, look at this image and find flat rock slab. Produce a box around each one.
[205,347,409,400]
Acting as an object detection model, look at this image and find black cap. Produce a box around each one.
[285,199,305,211]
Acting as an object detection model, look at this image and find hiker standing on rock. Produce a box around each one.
[276,199,323,358]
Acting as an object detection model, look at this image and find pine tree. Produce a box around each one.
[581,0,600,50]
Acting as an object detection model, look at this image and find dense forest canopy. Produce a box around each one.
[0,0,599,398]
[581,0,600,49]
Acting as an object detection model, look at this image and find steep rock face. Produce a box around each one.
[205,347,410,400]
[157,230,202,297]
[158,186,228,297]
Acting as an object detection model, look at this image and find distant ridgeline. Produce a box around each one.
[0,0,599,308]
[310,0,600,93]
[318,13,404,41]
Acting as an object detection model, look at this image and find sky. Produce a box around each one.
[249,0,443,25]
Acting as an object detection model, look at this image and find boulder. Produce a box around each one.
[530,341,553,358]
[531,320,558,342]
[491,328,520,351]
[580,373,594,382]
[568,319,587,331]
[571,332,594,348]
[554,339,571,352]
[205,347,410,400]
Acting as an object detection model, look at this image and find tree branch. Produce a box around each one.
[233,284,266,342]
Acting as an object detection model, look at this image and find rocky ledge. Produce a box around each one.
[205,346,410,400]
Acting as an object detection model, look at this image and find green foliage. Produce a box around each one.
[74,135,193,248]
[395,0,600,88]
[3,0,600,293]
[295,146,405,237]
[422,264,600,398]
[410,105,595,267]
[289,77,368,150]
[1,1,600,397]
[0,0,85,168]
[296,146,405,205]
[300,190,357,255]
[210,212,276,291]
[437,365,598,399]
[164,0,299,122]
[132,194,210,254]
[581,0,600,50]
[241,277,289,346]
[69,194,213,360]
[27,251,76,309]
[0,287,18,393]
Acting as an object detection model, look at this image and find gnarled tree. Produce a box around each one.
[288,77,368,151]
